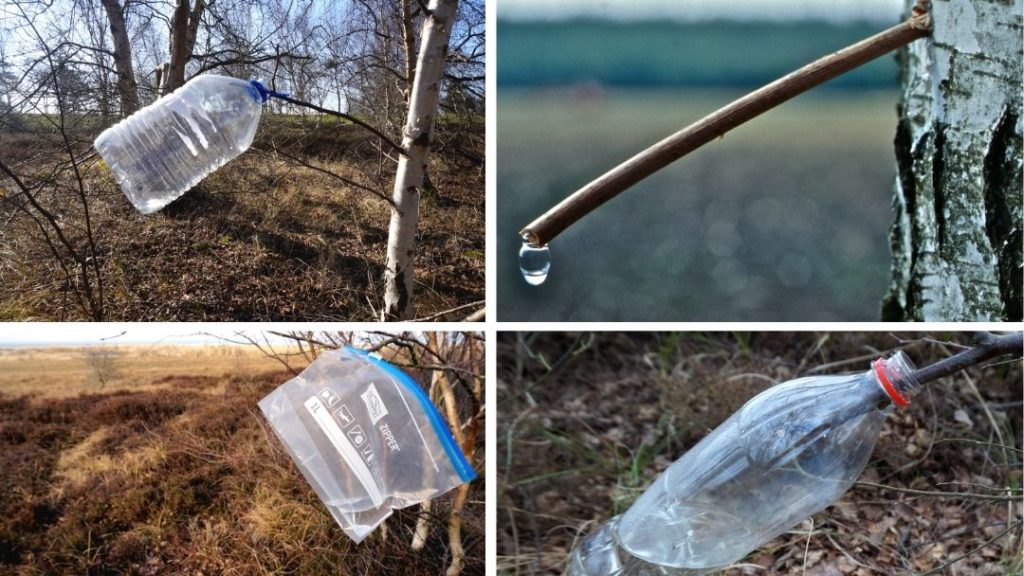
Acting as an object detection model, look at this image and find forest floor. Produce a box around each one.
[0,114,484,321]
[497,332,1023,576]
[0,345,484,575]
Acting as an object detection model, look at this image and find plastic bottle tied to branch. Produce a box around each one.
[566,351,921,576]
[94,75,285,214]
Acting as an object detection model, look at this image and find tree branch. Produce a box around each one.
[252,144,397,209]
[272,94,405,157]
[520,4,933,246]
[911,332,1023,385]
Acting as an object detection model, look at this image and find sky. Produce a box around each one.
[498,0,905,23]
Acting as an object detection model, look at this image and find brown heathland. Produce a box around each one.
[0,345,483,575]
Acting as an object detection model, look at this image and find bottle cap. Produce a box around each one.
[872,350,920,407]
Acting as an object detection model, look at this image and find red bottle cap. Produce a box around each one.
[873,358,910,407]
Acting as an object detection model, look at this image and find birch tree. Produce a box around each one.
[884,0,1023,321]
[164,0,205,91]
[382,0,459,320]
[98,0,140,114]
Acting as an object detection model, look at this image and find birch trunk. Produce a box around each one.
[382,0,459,320]
[98,0,139,115]
[165,0,205,91]
[884,0,1022,321]
[400,0,418,102]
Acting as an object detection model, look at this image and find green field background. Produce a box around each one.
[496,19,905,321]
[497,20,899,89]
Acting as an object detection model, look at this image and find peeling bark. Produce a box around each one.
[98,0,139,115]
[884,0,1023,321]
[382,0,459,320]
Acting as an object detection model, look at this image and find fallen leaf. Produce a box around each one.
[953,409,973,428]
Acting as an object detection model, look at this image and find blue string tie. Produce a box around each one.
[248,79,289,103]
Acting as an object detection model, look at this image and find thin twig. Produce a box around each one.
[273,94,406,157]
[854,481,1019,502]
[254,144,397,208]
[804,350,895,375]
[413,300,486,322]
[520,4,932,246]
[910,332,1022,385]
[801,518,814,576]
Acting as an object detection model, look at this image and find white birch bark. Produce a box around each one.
[884,0,1022,321]
[401,0,418,103]
[382,0,459,320]
[410,499,432,550]
[98,0,139,115]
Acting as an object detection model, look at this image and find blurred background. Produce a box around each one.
[498,0,908,321]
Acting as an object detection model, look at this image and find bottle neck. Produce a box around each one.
[871,350,920,407]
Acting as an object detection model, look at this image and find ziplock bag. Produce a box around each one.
[258,346,476,543]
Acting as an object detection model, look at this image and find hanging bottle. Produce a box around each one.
[566,351,920,576]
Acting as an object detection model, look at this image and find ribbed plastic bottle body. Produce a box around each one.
[566,370,893,576]
[94,75,262,214]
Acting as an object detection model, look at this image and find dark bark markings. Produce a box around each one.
[887,0,1021,320]
[981,108,1023,320]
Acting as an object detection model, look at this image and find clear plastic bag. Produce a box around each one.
[258,346,476,543]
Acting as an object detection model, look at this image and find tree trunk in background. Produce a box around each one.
[98,0,139,115]
[165,0,205,91]
[884,0,1022,321]
[400,0,418,102]
[382,0,459,320]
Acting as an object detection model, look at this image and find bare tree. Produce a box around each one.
[884,0,1022,321]
[0,31,14,116]
[382,0,460,320]
[98,0,140,113]
[84,346,121,387]
[0,3,106,320]
[163,0,206,92]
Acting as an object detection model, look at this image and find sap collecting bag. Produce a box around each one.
[258,347,476,543]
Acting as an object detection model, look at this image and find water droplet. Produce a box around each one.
[519,239,551,286]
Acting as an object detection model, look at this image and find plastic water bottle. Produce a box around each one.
[94,75,271,214]
[566,351,920,575]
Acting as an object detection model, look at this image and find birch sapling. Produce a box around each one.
[382,0,460,320]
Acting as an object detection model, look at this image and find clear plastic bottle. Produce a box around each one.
[94,75,265,214]
[566,351,920,576]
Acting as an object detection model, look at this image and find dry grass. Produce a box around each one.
[0,345,484,575]
[0,115,484,321]
[0,344,301,397]
[497,332,1023,576]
